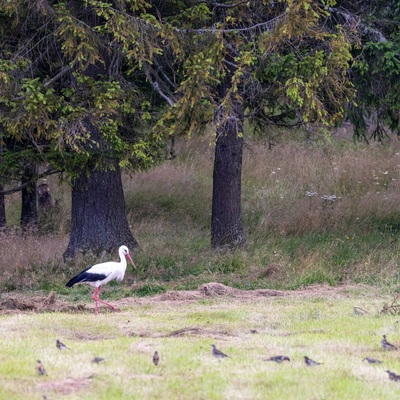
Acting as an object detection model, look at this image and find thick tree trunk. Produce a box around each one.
[61,10,139,258]
[63,161,139,259]
[20,163,37,230]
[211,101,246,248]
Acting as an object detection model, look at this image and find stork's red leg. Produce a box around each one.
[97,285,119,311]
[92,286,119,313]
[96,299,119,311]
[92,287,101,314]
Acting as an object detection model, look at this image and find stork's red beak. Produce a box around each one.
[126,253,136,269]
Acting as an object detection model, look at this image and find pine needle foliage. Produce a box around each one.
[0,0,360,186]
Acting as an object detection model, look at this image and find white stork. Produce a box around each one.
[66,245,136,314]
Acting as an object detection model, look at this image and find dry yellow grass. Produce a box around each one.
[242,136,400,234]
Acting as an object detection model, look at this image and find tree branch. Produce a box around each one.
[143,62,176,107]
[328,7,387,42]
[176,13,286,34]
[43,65,72,87]
[211,1,250,8]
[0,168,59,195]
[13,65,72,101]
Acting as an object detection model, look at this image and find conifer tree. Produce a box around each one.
[1,1,373,251]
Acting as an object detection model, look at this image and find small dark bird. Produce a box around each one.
[382,335,397,350]
[386,370,400,381]
[36,360,47,376]
[265,355,290,363]
[153,351,160,366]
[56,339,70,351]
[212,344,229,358]
[353,306,369,315]
[304,356,322,366]
[92,356,105,364]
[363,357,382,364]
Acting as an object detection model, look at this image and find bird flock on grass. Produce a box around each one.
[36,246,400,384]
[36,339,160,377]
[36,334,400,382]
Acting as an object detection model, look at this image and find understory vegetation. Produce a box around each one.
[2,129,400,297]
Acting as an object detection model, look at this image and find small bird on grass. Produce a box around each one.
[386,370,400,381]
[304,356,323,366]
[36,360,47,376]
[56,339,71,351]
[353,306,369,315]
[382,335,397,350]
[153,351,160,366]
[265,355,290,363]
[212,344,229,358]
[92,356,105,364]
[363,357,382,364]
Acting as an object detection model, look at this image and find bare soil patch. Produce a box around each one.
[129,326,235,340]
[36,375,93,396]
[126,282,283,306]
[0,291,87,314]
[0,282,374,314]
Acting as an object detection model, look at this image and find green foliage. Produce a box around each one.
[166,3,212,28]
[346,0,400,141]
[0,0,167,186]
[0,0,374,191]
[366,41,400,75]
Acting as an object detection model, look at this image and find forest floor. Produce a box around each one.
[1,283,400,399]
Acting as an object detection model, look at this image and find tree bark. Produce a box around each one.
[0,184,5,230]
[20,163,38,230]
[63,161,139,259]
[0,141,5,229]
[211,96,246,248]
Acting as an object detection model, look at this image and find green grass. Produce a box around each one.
[1,289,400,399]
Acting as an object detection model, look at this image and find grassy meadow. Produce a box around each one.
[1,286,400,399]
[2,127,400,398]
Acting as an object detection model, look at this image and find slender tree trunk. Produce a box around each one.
[0,184,5,230]
[211,80,246,248]
[63,161,139,258]
[20,163,37,230]
[0,141,6,229]
[0,141,7,231]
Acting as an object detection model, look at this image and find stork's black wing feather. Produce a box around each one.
[66,267,108,287]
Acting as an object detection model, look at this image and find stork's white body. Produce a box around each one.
[66,245,136,314]
[83,258,128,288]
